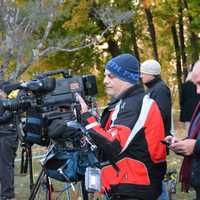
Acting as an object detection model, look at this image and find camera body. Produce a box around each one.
[0,69,98,146]
[42,74,97,108]
[0,69,97,111]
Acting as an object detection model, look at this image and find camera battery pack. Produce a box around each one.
[85,167,101,192]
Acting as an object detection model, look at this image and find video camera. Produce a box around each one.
[0,69,97,113]
[0,69,98,146]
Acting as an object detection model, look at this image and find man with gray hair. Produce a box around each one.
[140,59,172,200]
[140,59,172,137]
[77,54,167,200]
[165,59,200,200]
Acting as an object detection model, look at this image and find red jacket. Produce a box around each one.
[81,85,166,199]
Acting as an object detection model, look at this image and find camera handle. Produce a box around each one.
[74,101,82,123]
[36,69,70,79]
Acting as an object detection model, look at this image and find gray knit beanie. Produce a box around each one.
[141,60,161,75]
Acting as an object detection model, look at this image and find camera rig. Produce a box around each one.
[0,69,100,197]
[0,69,97,113]
[0,69,98,142]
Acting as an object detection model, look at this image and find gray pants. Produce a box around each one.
[0,134,18,199]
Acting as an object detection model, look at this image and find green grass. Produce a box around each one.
[14,116,197,200]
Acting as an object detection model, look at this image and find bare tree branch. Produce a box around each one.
[0,1,133,81]
[39,25,111,57]
[0,49,12,80]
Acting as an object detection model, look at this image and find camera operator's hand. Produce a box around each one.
[75,93,88,114]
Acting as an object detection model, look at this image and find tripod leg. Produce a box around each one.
[20,148,25,174]
[65,183,71,200]
[29,168,45,200]
[81,180,89,200]
[27,146,34,192]
[46,176,52,200]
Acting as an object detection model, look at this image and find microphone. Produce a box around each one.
[2,77,55,94]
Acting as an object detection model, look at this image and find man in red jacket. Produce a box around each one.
[77,54,167,200]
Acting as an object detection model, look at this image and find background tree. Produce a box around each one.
[0,0,132,82]
[142,0,159,61]
[0,0,199,105]
[183,0,199,66]
[178,0,187,80]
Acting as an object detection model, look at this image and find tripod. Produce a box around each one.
[16,114,36,193]
[17,105,96,199]
[17,115,50,197]
[28,167,51,200]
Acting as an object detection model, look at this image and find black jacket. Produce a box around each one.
[145,77,172,136]
[0,110,16,136]
[187,102,200,188]
[180,81,200,122]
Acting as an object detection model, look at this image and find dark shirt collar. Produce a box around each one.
[145,76,161,89]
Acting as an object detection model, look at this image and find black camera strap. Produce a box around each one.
[100,160,120,174]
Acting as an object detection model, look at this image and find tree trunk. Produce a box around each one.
[0,49,12,81]
[92,22,120,57]
[130,23,140,62]
[178,0,187,81]
[183,0,199,65]
[144,8,159,61]
[89,6,121,57]
[190,33,199,66]
[107,38,121,57]
[171,25,182,99]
